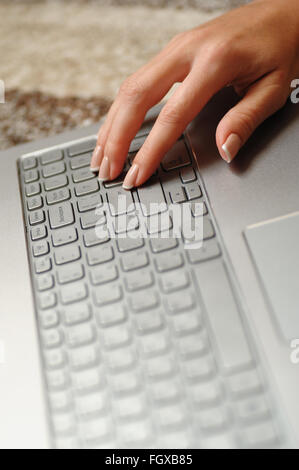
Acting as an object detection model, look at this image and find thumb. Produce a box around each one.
[216,71,289,163]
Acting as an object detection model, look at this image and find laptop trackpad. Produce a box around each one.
[245,212,299,342]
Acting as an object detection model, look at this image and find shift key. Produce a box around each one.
[49,202,74,229]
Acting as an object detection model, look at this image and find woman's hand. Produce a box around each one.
[90,0,299,189]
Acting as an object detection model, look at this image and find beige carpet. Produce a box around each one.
[0,0,226,149]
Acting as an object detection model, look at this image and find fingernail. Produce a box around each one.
[90,145,102,171]
[221,133,242,163]
[98,156,110,181]
[123,163,139,190]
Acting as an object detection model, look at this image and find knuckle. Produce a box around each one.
[159,103,185,127]
[119,75,145,102]
[233,108,257,136]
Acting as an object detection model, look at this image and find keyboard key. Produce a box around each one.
[47,370,69,391]
[198,407,230,432]
[184,356,215,382]
[75,179,99,197]
[180,166,197,183]
[106,186,134,215]
[39,310,59,329]
[137,176,167,216]
[27,195,43,211]
[44,174,68,191]
[113,214,139,234]
[72,168,95,183]
[119,420,152,446]
[36,273,54,291]
[169,186,187,204]
[240,421,279,448]
[54,245,81,265]
[70,153,92,170]
[40,148,63,165]
[39,291,57,310]
[149,237,178,253]
[110,371,140,395]
[48,202,74,229]
[80,210,105,230]
[161,270,190,293]
[120,251,148,271]
[228,370,263,398]
[44,349,66,369]
[185,182,202,200]
[193,260,253,374]
[161,140,190,171]
[70,345,99,371]
[83,228,110,247]
[35,257,52,274]
[96,304,127,327]
[32,240,49,257]
[61,282,88,305]
[68,140,96,157]
[52,227,78,247]
[31,225,47,241]
[166,290,199,314]
[29,209,45,225]
[150,379,182,403]
[191,200,208,217]
[102,324,131,349]
[147,212,173,235]
[76,391,106,417]
[57,263,84,284]
[191,381,223,407]
[107,347,135,372]
[156,404,187,429]
[187,238,220,264]
[172,311,201,335]
[42,161,65,178]
[155,252,184,272]
[178,333,208,359]
[129,134,147,152]
[125,269,153,292]
[140,331,169,356]
[90,264,118,285]
[77,193,102,213]
[93,284,122,306]
[22,156,37,170]
[129,290,160,313]
[66,323,95,348]
[146,354,176,379]
[50,391,72,413]
[86,245,114,266]
[115,394,146,420]
[25,182,40,196]
[46,188,70,205]
[78,415,112,444]
[135,311,163,334]
[236,396,270,423]
[42,328,62,348]
[73,368,103,395]
[24,169,39,183]
[116,237,144,252]
[63,303,91,326]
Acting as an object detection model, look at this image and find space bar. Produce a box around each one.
[193,259,253,374]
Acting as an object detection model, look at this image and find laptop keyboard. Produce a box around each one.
[19,133,282,449]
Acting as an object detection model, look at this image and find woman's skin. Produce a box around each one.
[90,0,299,189]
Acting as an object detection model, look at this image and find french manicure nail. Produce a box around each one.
[90,145,102,171]
[221,133,242,163]
[122,163,139,190]
[98,156,110,181]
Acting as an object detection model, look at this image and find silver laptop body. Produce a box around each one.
[0,87,298,449]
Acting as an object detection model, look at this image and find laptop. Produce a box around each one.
[0,86,298,449]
